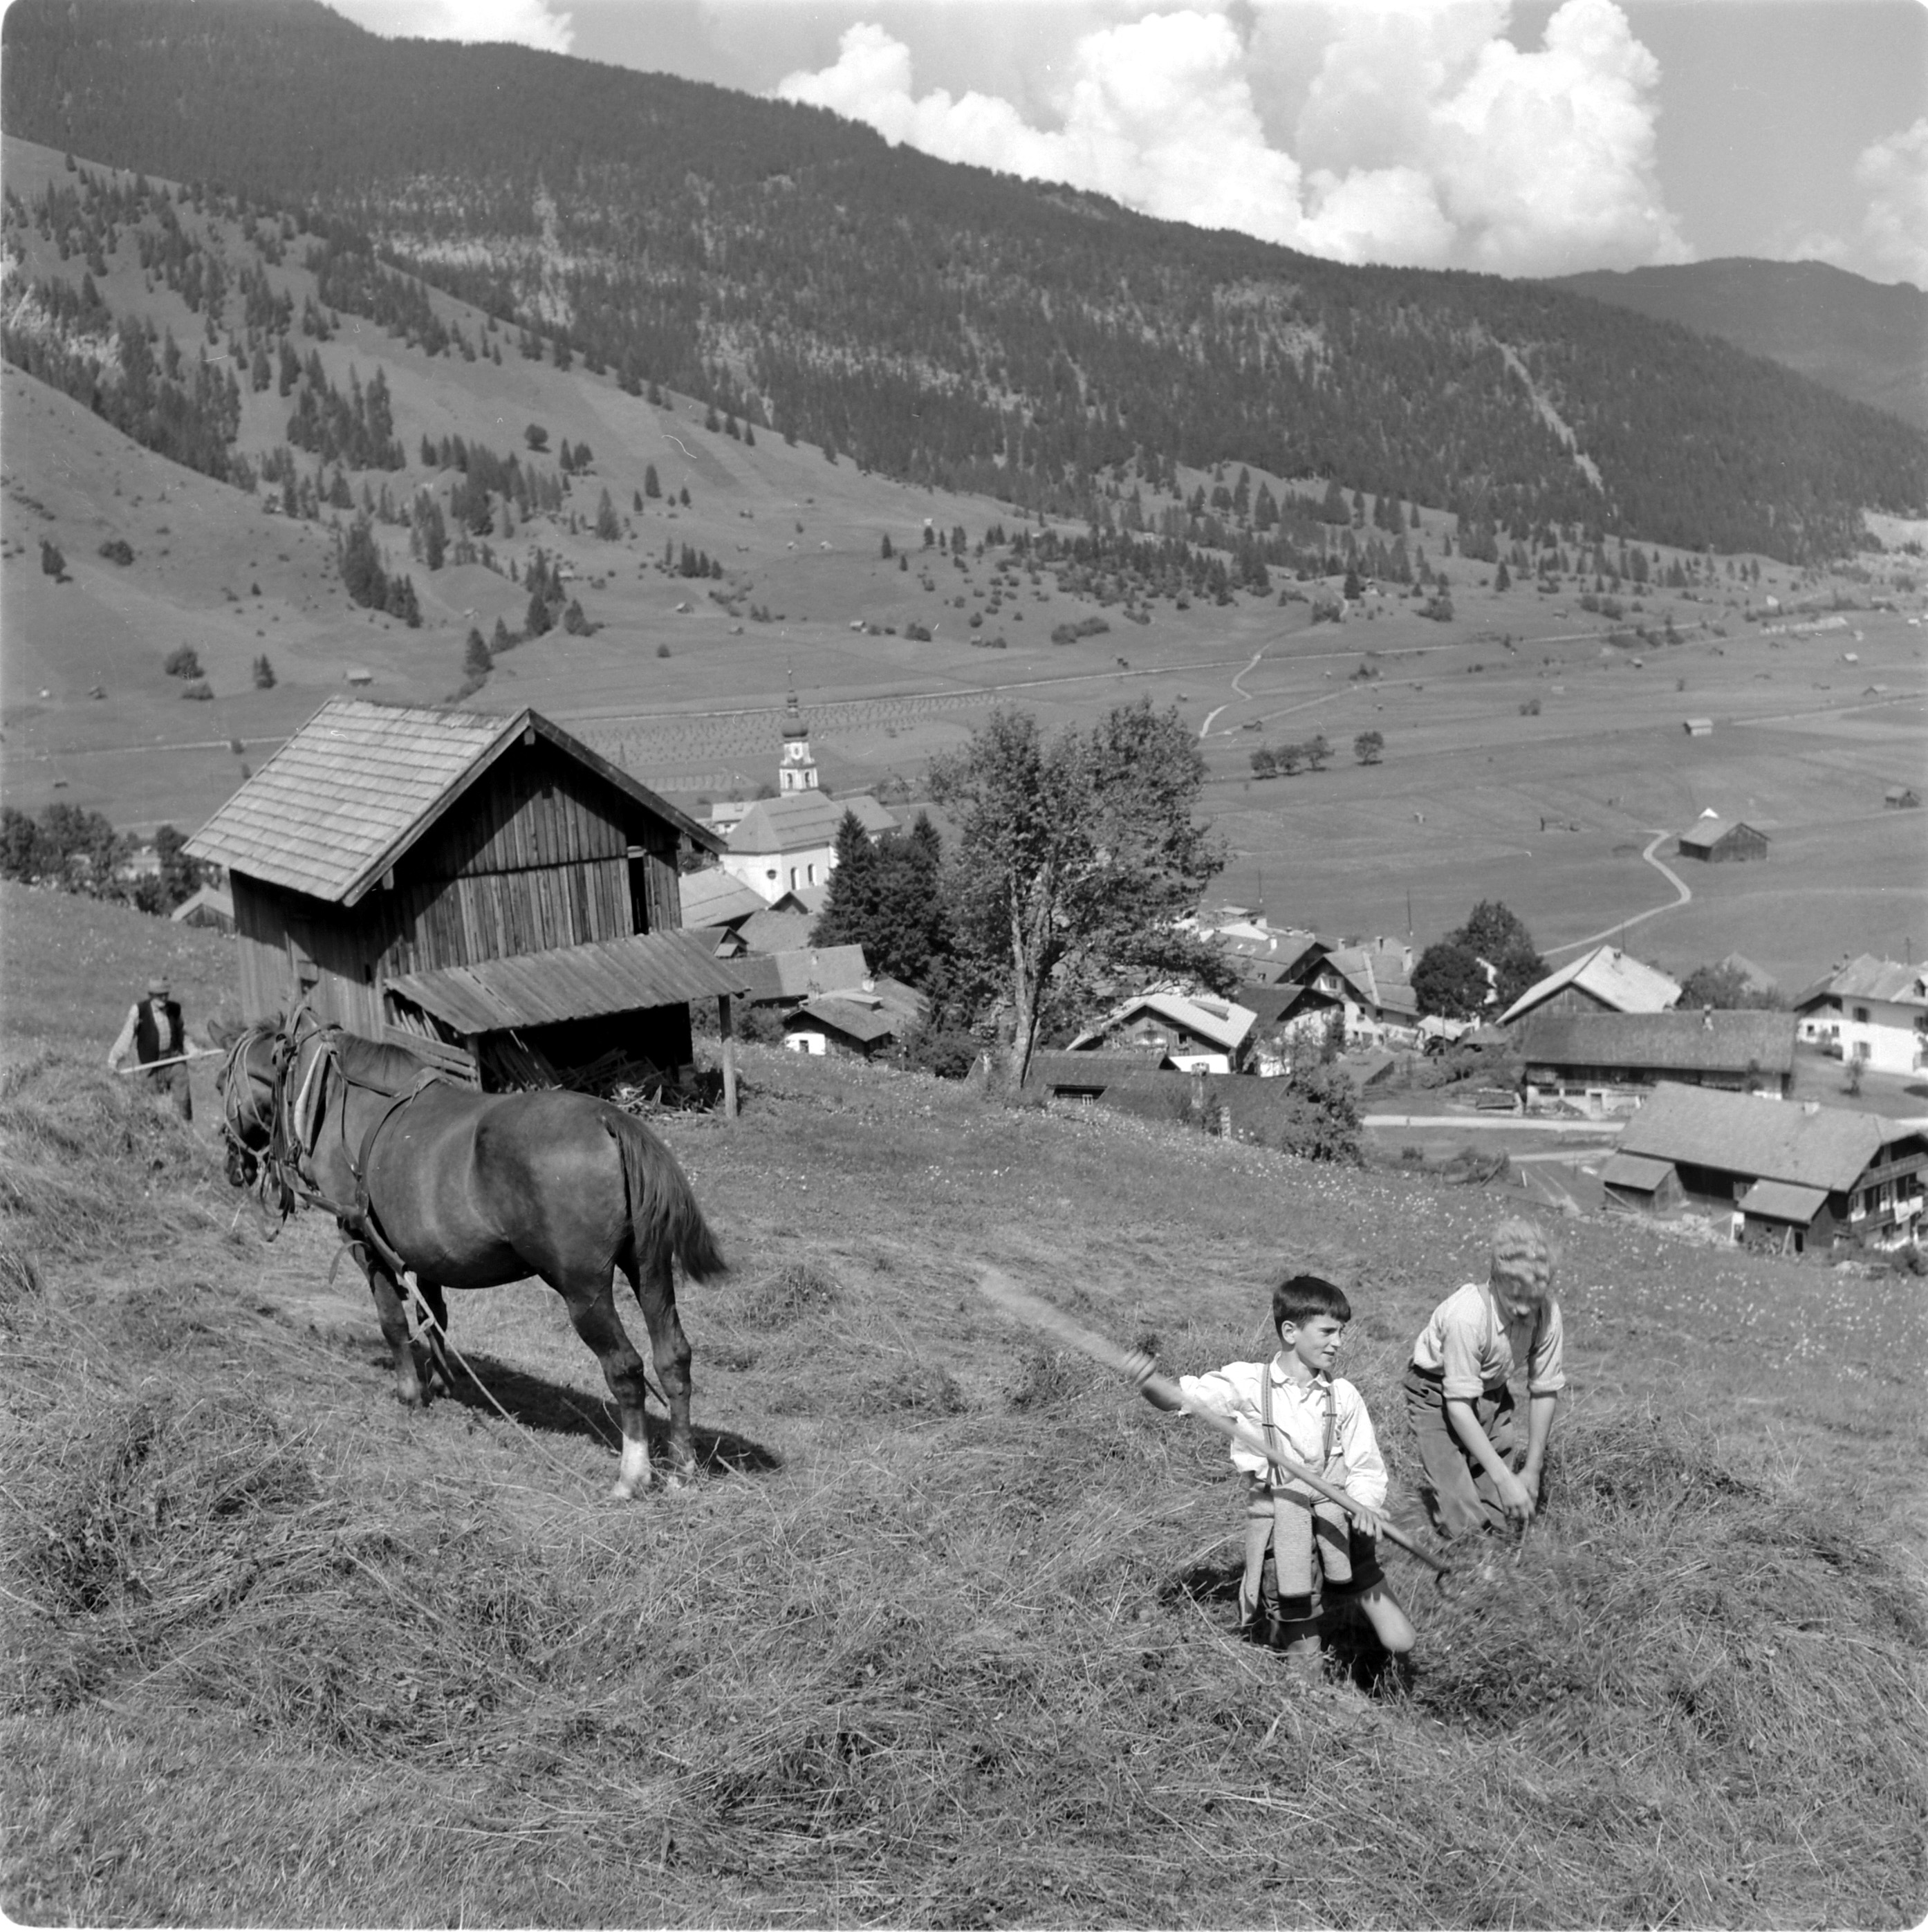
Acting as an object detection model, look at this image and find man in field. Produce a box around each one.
[107,973,200,1121]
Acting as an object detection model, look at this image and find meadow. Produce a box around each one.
[3,887,1924,1927]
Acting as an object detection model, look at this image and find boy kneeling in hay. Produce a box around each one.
[1139,1273,1416,1669]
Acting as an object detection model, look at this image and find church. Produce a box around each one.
[714,688,896,903]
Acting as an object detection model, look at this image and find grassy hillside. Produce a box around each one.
[3,886,1925,1926]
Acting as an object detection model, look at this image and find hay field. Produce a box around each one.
[3,889,1924,1928]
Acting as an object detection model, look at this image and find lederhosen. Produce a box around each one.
[1239,1365,1355,1628]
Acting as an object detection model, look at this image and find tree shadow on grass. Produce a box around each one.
[419,1348,782,1476]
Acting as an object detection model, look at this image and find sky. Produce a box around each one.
[323,0,1928,286]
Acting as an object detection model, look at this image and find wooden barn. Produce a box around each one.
[1676,817,1770,863]
[187,698,749,1087]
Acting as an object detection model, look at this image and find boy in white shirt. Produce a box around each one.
[1140,1273,1416,1668]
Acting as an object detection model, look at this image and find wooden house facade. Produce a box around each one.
[188,699,743,1084]
[1676,819,1770,863]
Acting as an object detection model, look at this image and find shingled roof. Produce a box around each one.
[1618,1084,1889,1192]
[186,698,718,905]
[386,931,750,1034]
[1793,955,1928,1012]
[1519,1010,1796,1075]
[1500,945,1681,1025]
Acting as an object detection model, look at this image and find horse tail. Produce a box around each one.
[606,1113,726,1285]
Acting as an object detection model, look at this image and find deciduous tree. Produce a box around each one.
[931,700,1226,1086]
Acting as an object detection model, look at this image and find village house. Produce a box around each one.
[1068,991,1259,1075]
[1499,944,1681,1027]
[1603,1083,1925,1253]
[732,945,873,1013]
[1237,981,1346,1074]
[714,691,896,902]
[1518,1010,1797,1113]
[783,974,926,1059]
[1794,956,1928,1076]
[1675,816,1770,863]
[185,698,747,1088]
[1321,939,1420,1044]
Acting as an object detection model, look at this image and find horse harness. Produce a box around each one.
[228,1015,450,1284]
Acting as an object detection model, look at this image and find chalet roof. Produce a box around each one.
[1068,991,1257,1055]
[678,869,768,928]
[1598,1152,1676,1192]
[1793,955,1928,1012]
[1500,945,1680,1025]
[1678,817,1768,853]
[1324,940,1418,1019]
[1519,1010,1796,1075]
[1025,1048,1167,1090]
[1238,981,1342,1028]
[185,698,719,906]
[386,931,750,1035]
[734,945,871,1003]
[1736,1178,1829,1225]
[738,907,817,954]
[790,976,926,1045]
[169,882,234,924]
[726,792,895,855]
[1618,1084,1888,1192]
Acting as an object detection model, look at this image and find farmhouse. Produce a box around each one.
[1611,1084,1925,1252]
[1793,956,1928,1075]
[185,698,746,1086]
[1676,817,1770,862]
[1322,939,1420,1043]
[1068,992,1259,1075]
[1238,981,1345,1074]
[783,975,925,1059]
[169,882,234,933]
[1519,1010,1797,1112]
[1499,945,1681,1026]
[733,945,873,1012]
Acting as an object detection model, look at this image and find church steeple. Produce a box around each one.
[779,671,819,793]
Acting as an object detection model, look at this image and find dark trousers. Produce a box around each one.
[1402,1365,1514,1538]
[147,1061,192,1122]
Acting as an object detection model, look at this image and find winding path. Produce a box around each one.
[1541,832,1694,958]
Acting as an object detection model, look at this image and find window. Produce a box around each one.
[1853,1005,1871,1023]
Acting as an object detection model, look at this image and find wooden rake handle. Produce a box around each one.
[979,1267,1451,1580]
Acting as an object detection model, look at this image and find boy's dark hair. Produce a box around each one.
[1272,1272,1351,1332]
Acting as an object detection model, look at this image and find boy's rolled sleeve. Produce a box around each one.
[1437,1307,1490,1402]
[1526,1301,1566,1396]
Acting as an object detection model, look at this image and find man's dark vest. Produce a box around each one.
[134,998,183,1065]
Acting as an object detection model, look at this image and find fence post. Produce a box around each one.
[719,994,739,1119]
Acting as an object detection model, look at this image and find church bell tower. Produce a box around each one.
[779,676,819,794]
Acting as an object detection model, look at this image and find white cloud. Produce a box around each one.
[1853,116,1928,286]
[325,0,574,55]
[775,0,1689,277]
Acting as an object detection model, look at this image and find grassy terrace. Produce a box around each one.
[3,889,1925,1926]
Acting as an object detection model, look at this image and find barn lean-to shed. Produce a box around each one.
[185,698,748,1086]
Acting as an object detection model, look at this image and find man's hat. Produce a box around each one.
[148,974,171,995]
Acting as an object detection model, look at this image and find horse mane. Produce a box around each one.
[334,1029,441,1090]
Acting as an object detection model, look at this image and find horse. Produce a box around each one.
[219,1013,725,1497]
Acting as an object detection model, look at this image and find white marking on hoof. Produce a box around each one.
[614,1431,651,1499]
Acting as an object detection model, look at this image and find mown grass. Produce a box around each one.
[3,1021,1925,1925]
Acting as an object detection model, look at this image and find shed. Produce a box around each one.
[1675,818,1770,863]
[169,882,235,933]
[1682,718,1713,737]
[185,698,725,1081]
[1736,1178,1833,1252]
[1884,786,1922,810]
[1599,1152,1683,1214]
[783,976,925,1059]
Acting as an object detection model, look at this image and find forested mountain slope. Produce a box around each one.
[1548,259,1928,433]
[5,0,1924,563]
